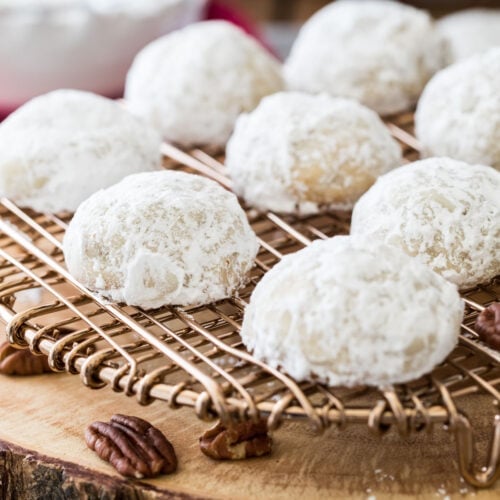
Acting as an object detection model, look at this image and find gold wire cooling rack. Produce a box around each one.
[0,111,499,488]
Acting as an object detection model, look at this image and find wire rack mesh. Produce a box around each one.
[0,111,499,488]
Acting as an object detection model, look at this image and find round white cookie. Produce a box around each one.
[125,20,283,148]
[0,89,162,213]
[438,9,500,63]
[226,92,402,214]
[284,0,443,115]
[351,158,500,289]
[415,48,500,171]
[63,170,259,309]
[241,235,463,387]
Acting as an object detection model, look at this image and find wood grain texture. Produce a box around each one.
[0,370,498,499]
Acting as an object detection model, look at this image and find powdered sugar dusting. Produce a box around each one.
[241,235,463,387]
[351,158,500,289]
[63,170,259,309]
[284,0,444,115]
[415,48,500,171]
[226,92,402,214]
[125,20,284,148]
[0,89,163,213]
[437,9,500,63]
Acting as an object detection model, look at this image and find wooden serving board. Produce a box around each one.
[0,368,498,499]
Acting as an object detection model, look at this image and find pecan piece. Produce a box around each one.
[475,303,500,350]
[85,414,177,479]
[199,419,272,460]
[0,342,52,375]
[0,328,72,376]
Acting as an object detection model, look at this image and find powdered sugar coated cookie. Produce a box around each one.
[285,0,444,115]
[0,89,162,213]
[437,9,500,63]
[125,21,283,147]
[63,170,259,309]
[351,158,500,289]
[241,235,463,387]
[415,48,500,170]
[226,92,402,214]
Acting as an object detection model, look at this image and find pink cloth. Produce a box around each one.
[0,105,14,120]
[206,1,276,55]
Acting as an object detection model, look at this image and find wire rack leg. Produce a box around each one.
[453,413,500,488]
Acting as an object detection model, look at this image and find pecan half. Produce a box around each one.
[0,327,72,376]
[85,414,177,479]
[0,342,52,375]
[199,419,272,460]
[475,303,500,350]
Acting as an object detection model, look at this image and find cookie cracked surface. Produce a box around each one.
[63,170,259,309]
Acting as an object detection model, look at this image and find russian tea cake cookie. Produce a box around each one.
[226,92,402,214]
[351,158,500,289]
[437,9,500,63]
[284,0,443,115]
[415,48,500,170]
[63,171,259,309]
[0,89,162,213]
[125,21,283,147]
[241,235,463,387]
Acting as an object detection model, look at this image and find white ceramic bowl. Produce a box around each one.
[0,0,206,112]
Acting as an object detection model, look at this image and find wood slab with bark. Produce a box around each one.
[0,369,499,499]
